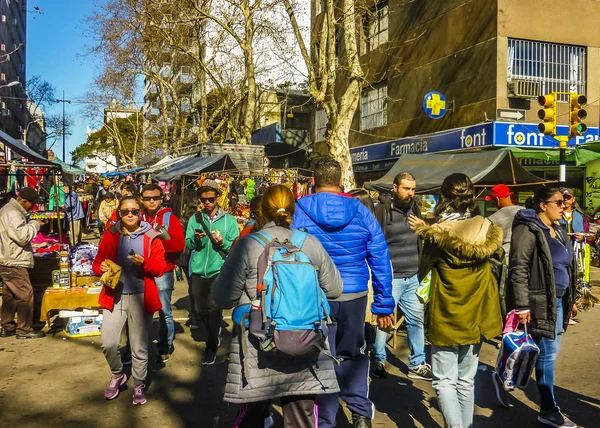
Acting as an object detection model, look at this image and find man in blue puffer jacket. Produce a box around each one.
[293,157,394,428]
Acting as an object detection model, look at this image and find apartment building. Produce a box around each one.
[312,0,600,203]
[0,0,28,158]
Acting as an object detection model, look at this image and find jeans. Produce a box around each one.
[190,274,222,351]
[535,298,565,413]
[432,343,481,428]
[156,271,175,353]
[373,275,425,369]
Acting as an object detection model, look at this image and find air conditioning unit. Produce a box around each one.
[508,79,540,99]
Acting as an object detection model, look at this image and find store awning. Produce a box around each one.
[102,167,145,177]
[0,130,54,166]
[153,154,237,182]
[507,141,600,166]
[364,151,548,194]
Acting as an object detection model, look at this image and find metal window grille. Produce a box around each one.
[361,83,387,130]
[315,109,328,142]
[366,4,388,51]
[507,38,586,102]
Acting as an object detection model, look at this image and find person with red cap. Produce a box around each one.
[487,184,524,256]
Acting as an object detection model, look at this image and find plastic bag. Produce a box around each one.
[416,272,431,304]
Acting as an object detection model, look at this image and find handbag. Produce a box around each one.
[495,311,540,391]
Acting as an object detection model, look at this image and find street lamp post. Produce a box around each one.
[56,90,71,161]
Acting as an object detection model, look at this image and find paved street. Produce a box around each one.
[1,273,599,428]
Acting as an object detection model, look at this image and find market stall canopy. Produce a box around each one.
[52,158,85,175]
[364,151,548,194]
[153,154,237,182]
[507,141,600,166]
[102,167,145,177]
[0,130,54,166]
[143,155,191,174]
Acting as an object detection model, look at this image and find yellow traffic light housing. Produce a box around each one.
[537,93,557,136]
[569,94,587,138]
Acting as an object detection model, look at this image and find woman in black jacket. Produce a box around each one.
[508,186,577,428]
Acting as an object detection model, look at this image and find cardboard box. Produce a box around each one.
[76,275,101,287]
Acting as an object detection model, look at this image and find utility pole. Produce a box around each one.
[56,91,72,161]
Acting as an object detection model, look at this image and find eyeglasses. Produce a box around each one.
[119,209,141,217]
[563,194,573,201]
[200,197,216,203]
[142,196,162,201]
[545,199,565,207]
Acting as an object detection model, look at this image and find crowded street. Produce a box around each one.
[2,1,600,427]
[1,270,599,427]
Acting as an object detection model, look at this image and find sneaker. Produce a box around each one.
[370,361,387,379]
[16,330,46,340]
[202,349,217,366]
[352,414,372,428]
[0,328,16,338]
[104,374,127,400]
[491,371,512,408]
[568,319,577,325]
[408,363,433,381]
[537,410,577,428]
[132,384,147,405]
[156,344,175,363]
[264,413,275,428]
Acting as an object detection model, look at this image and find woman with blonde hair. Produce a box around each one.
[213,184,343,427]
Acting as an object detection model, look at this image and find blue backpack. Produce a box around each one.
[244,229,332,357]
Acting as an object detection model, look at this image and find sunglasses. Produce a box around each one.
[120,209,141,217]
[545,199,565,207]
[200,197,216,203]
[142,196,162,201]
[563,194,573,201]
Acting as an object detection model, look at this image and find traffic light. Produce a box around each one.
[537,93,557,136]
[569,94,587,138]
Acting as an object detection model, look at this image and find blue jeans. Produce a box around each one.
[156,271,175,353]
[535,298,565,413]
[432,343,481,428]
[373,275,425,369]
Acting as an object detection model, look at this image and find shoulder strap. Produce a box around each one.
[290,229,308,249]
[249,230,272,247]
[163,211,171,229]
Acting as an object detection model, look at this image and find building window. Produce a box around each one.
[315,109,328,142]
[361,83,387,130]
[365,3,388,52]
[507,38,586,101]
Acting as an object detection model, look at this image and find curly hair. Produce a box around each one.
[434,173,480,217]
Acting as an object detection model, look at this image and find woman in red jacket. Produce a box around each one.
[92,196,166,406]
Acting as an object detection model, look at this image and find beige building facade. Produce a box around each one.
[311,0,600,205]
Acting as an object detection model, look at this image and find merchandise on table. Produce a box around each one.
[70,243,99,276]
[29,211,65,220]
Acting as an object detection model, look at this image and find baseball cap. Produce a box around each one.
[18,187,42,204]
[485,184,513,200]
[561,188,575,198]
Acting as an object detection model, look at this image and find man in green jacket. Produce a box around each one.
[185,183,239,365]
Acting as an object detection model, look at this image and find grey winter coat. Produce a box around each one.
[213,223,343,404]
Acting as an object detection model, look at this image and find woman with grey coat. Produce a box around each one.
[213,184,343,428]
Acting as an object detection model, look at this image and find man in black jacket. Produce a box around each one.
[371,172,432,380]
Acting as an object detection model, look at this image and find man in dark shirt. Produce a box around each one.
[372,172,432,381]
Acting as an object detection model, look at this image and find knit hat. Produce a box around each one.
[202,179,219,191]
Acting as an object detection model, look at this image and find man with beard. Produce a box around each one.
[371,172,432,381]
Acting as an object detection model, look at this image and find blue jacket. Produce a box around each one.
[64,190,84,221]
[293,192,394,315]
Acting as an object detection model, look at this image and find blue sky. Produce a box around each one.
[27,0,99,163]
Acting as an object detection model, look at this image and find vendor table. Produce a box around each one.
[40,287,103,324]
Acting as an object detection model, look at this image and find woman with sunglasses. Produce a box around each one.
[93,196,166,406]
[558,188,589,242]
[508,186,577,428]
